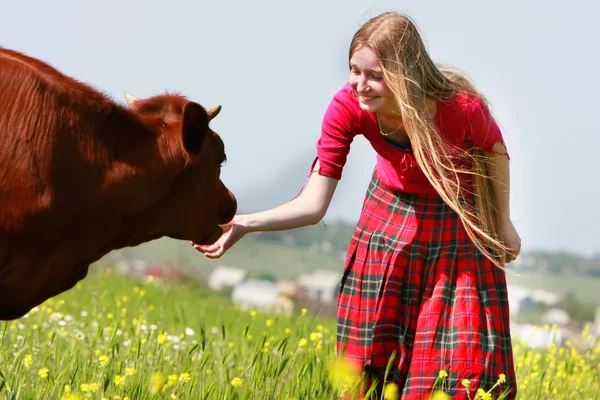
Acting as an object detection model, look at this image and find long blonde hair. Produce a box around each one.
[350,11,511,268]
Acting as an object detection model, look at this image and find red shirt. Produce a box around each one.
[313,83,507,195]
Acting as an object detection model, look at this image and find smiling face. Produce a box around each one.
[348,46,395,114]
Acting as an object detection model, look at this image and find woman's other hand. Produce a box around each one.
[500,219,521,264]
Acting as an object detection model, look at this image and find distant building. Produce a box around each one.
[114,259,147,278]
[542,308,570,326]
[231,279,280,312]
[276,280,297,298]
[144,265,181,281]
[507,284,563,317]
[511,323,565,348]
[208,266,248,291]
[274,280,297,316]
[296,269,341,303]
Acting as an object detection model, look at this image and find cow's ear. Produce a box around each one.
[181,102,209,154]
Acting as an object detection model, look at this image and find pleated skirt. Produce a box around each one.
[336,170,517,399]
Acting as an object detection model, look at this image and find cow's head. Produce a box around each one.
[123,91,237,246]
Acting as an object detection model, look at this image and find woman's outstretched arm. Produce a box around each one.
[192,161,338,258]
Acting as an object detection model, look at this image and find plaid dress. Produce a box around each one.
[336,170,517,399]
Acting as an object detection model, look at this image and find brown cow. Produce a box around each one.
[0,48,237,320]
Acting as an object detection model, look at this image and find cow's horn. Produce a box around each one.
[206,105,222,121]
[124,91,138,106]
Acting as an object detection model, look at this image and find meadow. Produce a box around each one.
[0,266,598,400]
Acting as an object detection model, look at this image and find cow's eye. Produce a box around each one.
[161,122,167,128]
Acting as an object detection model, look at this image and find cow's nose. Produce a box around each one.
[218,188,237,224]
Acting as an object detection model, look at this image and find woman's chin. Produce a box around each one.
[358,102,379,113]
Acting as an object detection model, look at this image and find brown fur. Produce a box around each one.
[0,48,237,320]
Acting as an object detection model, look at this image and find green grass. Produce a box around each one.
[0,267,598,399]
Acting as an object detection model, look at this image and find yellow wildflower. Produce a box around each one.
[285,328,292,335]
[80,383,98,393]
[113,375,126,386]
[266,319,274,327]
[23,354,32,368]
[438,370,448,379]
[125,367,136,376]
[383,382,399,400]
[498,373,506,383]
[157,334,167,345]
[298,338,308,348]
[461,379,471,388]
[179,372,191,383]
[430,391,451,400]
[301,308,307,316]
[38,367,49,379]
[98,355,110,367]
[328,357,361,392]
[150,372,167,394]
[59,394,83,400]
[231,377,243,387]
[476,388,491,400]
[250,310,257,318]
[167,374,178,386]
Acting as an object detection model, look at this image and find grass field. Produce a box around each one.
[0,266,598,399]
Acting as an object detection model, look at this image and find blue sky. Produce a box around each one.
[2,1,598,256]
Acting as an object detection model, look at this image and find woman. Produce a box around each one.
[194,11,520,400]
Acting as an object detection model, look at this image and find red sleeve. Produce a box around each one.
[463,97,508,156]
[314,85,359,180]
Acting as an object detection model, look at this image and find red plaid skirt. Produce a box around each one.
[336,171,517,399]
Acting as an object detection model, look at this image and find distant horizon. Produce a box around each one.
[240,215,600,259]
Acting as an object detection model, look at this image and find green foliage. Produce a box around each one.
[0,267,598,399]
[1,267,599,399]
[561,292,597,322]
[252,271,278,282]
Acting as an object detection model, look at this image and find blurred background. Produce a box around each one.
[3,0,599,343]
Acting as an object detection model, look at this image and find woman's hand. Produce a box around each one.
[500,219,521,264]
[191,215,247,259]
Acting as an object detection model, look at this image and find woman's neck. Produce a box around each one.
[377,97,438,136]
